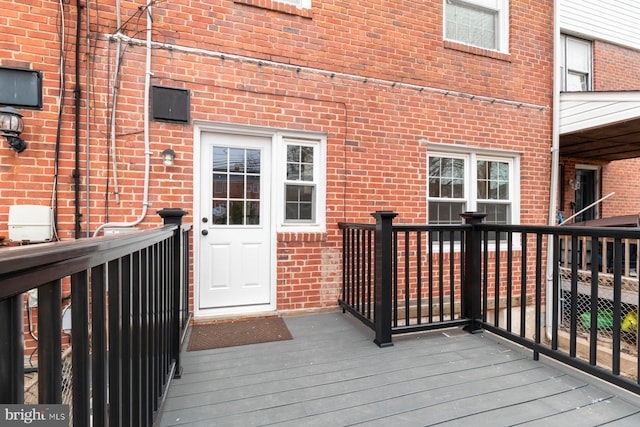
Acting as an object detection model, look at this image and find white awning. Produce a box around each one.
[560,91,640,161]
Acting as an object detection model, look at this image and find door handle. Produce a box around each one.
[201,229,208,236]
[202,217,208,223]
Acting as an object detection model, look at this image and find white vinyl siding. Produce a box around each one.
[560,0,640,51]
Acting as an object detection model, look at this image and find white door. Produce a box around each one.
[199,132,272,309]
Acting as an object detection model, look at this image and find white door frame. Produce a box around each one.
[193,123,278,318]
[575,163,601,220]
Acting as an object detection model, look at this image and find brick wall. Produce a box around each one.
[593,40,640,90]
[0,0,554,315]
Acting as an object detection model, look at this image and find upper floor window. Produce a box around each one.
[560,34,592,91]
[428,150,518,225]
[277,0,311,8]
[444,0,509,53]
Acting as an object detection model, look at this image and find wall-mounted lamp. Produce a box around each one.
[569,178,581,191]
[0,106,26,153]
[161,148,176,167]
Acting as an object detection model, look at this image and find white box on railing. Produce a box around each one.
[8,204,53,243]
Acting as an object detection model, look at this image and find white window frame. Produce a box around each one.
[427,144,520,225]
[276,0,311,9]
[560,34,592,92]
[427,153,469,224]
[444,0,510,53]
[277,135,326,232]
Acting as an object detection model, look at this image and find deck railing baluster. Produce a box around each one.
[71,270,90,426]
[38,279,62,404]
[0,294,24,403]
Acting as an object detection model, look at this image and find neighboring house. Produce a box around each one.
[2,0,637,323]
[557,0,640,224]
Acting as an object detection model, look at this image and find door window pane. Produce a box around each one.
[228,201,244,225]
[229,175,245,199]
[246,175,260,199]
[246,149,261,173]
[213,147,228,172]
[211,146,261,226]
[229,148,245,173]
[213,173,227,198]
[246,201,260,225]
[212,200,227,225]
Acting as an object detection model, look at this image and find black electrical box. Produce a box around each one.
[0,67,42,109]
[151,86,190,123]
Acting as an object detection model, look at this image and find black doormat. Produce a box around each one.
[187,317,293,351]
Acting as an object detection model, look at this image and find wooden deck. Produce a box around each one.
[158,312,640,426]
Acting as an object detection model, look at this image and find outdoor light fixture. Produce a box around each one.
[0,106,26,153]
[569,178,581,191]
[162,148,176,167]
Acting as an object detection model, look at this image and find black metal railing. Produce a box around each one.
[339,211,640,396]
[0,208,192,426]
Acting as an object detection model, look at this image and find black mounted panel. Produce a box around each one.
[151,86,190,123]
[0,67,43,109]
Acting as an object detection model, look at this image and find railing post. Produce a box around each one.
[157,208,188,379]
[371,211,398,348]
[461,212,486,333]
[0,295,24,403]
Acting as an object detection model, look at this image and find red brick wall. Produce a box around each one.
[0,0,554,314]
[593,40,640,90]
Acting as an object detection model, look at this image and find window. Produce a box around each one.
[277,0,311,7]
[444,0,509,52]
[560,35,592,91]
[428,156,467,224]
[280,137,326,230]
[428,149,518,225]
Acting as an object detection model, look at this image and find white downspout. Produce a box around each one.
[93,3,152,237]
[545,0,561,339]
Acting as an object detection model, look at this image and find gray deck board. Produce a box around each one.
[159,312,640,427]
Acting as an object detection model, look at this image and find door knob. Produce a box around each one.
[201,229,208,236]
[202,217,208,223]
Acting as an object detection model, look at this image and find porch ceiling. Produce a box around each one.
[560,91,640,161]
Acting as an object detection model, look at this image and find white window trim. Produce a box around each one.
[277,134,326,232]
[444,0,510,54]
[427,143,521,225]
[560,34,592,92]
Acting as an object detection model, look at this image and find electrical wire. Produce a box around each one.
[51,0,71,242]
